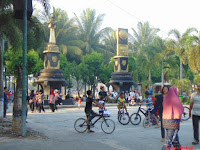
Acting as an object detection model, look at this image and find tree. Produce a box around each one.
[0,0,50,132]
[40,7,85,63]
[74,8,113,63]
[71,62,82,97]
[130,22,159,81]
[184,33,200,74]
[82,51,104,95]
[168,28,198,79]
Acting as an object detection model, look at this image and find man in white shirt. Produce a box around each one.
[189,83,200,145]
[129,89,135,98]
[112,90,118,102]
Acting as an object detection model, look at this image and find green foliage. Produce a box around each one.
[5,48,42,77]
[60,54,71,80]
[194,74,200,85]
[82,51,104,85]
[170,78,191,92]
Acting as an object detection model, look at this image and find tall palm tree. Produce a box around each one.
[101,29,117,55]
[185,33,200,73]
[168,28,198,80]
[130,22,159,81]
[74,8,113,60]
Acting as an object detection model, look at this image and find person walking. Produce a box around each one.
[54,89,59,111]
[49,89,55,112]
[153,86,169,142]
[162,87,184,150]
[29,90,35,113]
[38,90,45,113]
[3,87,9,118]
[189,83,200,145]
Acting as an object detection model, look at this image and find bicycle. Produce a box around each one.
[182,106,190,121]
[74,113,115,134]
[129,104,147,125]
[143,109,157,128]
[118,104,130,125]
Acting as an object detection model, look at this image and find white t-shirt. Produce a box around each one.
[130,92,135,97]
[190,92,200,116]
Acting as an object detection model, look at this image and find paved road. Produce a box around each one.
[0,105,200,150]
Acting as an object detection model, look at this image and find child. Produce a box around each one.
[78,98,82,109]
[85,90,102,133]
[117,92,128,114]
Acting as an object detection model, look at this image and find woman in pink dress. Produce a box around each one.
[162,87,184,150]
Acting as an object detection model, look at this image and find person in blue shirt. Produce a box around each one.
[4,87,9,118]
[143,91,154,110]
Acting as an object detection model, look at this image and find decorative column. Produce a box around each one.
[35,15,66,98]
[110,28,133,92]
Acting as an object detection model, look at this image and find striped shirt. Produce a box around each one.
[190,92,200,116]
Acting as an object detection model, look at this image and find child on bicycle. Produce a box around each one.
[142,91,154,116]
[85,90,102,133]
[117,92,128,115]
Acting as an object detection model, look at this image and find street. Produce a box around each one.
[0,104,199,150]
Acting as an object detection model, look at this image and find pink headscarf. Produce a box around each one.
[163,87,184,119]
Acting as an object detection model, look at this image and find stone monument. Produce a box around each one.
[35,15,66,96]
[109,28,133,92]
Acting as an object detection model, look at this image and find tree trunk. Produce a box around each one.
[180,60,183,80]
[12,67,23,135]
[0,37,4,121]
[179,60,183,95]
[161,60,164,87]
[92,84,96,99]
[84,83,86,96]
[148,69,151,82]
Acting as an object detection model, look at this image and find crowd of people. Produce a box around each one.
[2,83,200,149]
[27,89,62,113]
[83,85,200,149]
[94,87,141,104]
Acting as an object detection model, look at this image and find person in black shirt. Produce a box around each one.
[153,86,169,142]
[99,86,109,101]
[85,90,102,133]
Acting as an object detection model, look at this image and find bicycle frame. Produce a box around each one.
[90,115,105,126]
[137,105,147,116]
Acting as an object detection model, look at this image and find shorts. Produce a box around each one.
[85,109,99,120]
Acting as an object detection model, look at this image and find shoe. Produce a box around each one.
[192,141,199,145]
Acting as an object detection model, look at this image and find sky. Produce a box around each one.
[33,0,200,38]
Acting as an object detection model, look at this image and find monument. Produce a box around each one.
[35,15,66,96]
[109,28,133,92]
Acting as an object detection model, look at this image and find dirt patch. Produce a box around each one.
[0,116,48,143]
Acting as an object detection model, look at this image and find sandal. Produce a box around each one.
[88,130,94,133]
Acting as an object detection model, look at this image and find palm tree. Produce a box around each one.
[130,22,159,81]
[168,28,198,80]
[101,29,117,55]
[185,33,200,73]
[74,8,113,61]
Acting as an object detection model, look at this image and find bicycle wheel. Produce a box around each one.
[143,117,150,128]
[74,118,88,133]
[101,119,115,134]
[182,106,190,121]
[118,113,130,125]
[130,113,141,125]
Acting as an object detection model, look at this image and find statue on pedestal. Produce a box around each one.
[48,14,57,44]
